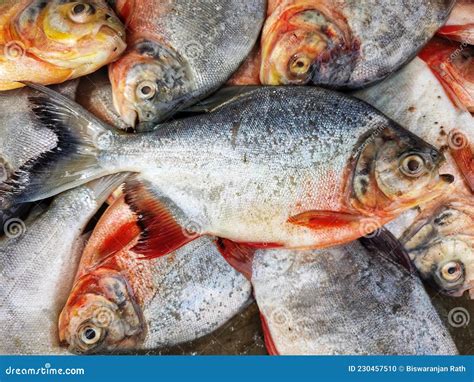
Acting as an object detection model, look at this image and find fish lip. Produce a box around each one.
[121,108,138,128]
[98,25,127,50]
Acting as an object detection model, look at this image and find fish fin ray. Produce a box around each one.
[288,210,361,229]
[215,238,256,280]
[0,84,118,208]
[359,227,416,273]
[124,177,195,259]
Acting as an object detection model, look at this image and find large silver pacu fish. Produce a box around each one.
[109,0,266,130]
[260,0,455,88]
[0,175,125,354]
[0,85,453,260]
[249,240,458,355]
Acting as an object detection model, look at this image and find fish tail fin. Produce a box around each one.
[0,83,118,209]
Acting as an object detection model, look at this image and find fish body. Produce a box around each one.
[0,175,124,354]
[437,0,474,45]
[109,0,266,129]
[4,85,454,258]
[250,242,458,355]
[0,0,126,91]
[419,38,474,113]
[260,0,454,88]
[356,58,474,298]
[355,57,474,192]
[59,197,252,354]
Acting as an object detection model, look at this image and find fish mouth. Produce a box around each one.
[98,25,126,52]
[440,173,455,184]
[120,107,138,128]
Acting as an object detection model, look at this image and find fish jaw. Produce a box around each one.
[260,0,356,86]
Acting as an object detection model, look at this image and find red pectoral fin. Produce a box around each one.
[288,210,361,230]
[124,177,196,260]
[215,239,258,280]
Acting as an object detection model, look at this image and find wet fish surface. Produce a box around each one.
[260,0,455,88]
[0,175,125,354]
[109,0,266,130]
[250,241,458,355]
[59,197,252,354]
[1,85,454,259]
[0,0,126,90]
[437,0,474,45]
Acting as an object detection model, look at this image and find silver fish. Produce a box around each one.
[355,58,474,298]
[0,85,454,260]
[109,0,266,130]
[0,174,126,354]
[250,240,458,355]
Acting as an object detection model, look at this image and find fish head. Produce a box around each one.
[110,39,193,130]
[11,1,126,74]
[59,268,143,354]
[260,1,356,85]
[352,124,455,215]
[401,200,474,297]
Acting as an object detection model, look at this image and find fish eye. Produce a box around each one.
[399,154,425,178]
[289,55,311,77]
[136,81,157,100]
[69,2,95,23]
[79,324,102,346]
[440,261,464,283]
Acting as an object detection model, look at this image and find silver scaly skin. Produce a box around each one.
[0,175,126,354]
[252,241,458,355]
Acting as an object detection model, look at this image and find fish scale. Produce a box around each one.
[0,175,126,354]
[251,242,458,355]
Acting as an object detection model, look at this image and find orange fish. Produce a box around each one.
[59,197,252,354]
[0,0,126,91]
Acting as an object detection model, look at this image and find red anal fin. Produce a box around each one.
[215,239,258,280]
[259,313,280,356]
[124,178,196,260]
[288,210,361,229]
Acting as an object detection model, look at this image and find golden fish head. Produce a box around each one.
[11,1,126,73]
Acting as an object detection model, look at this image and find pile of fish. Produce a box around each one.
[0,0,473,355]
